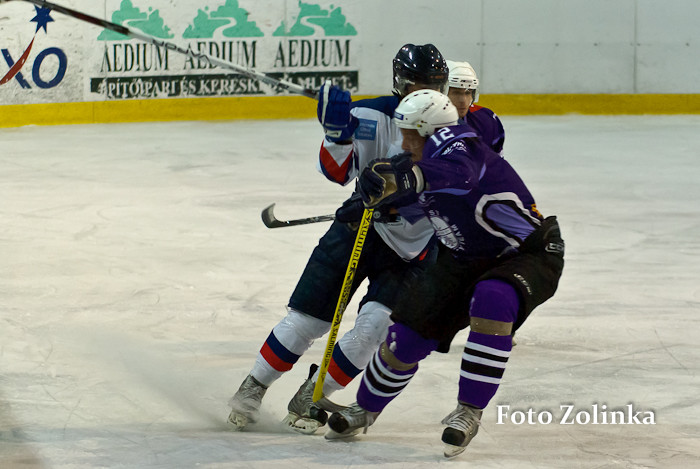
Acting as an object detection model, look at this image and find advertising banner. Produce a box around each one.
[0,0,361,104]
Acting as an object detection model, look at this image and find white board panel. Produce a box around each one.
[484,43,635,93]
[637,45,700,93]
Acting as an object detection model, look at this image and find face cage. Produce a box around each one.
[393,76,448,98]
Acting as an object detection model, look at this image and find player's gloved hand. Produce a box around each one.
[359,152,424,208]
[357,164,386,204]
[317,80,359,142]
[335,192,365,224]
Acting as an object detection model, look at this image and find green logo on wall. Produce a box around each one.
[183,0,263,38]
[98,0,356,39]
[273,2,357,36]
[97,0,173,40]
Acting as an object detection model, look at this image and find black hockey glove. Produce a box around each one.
[358,152,424,208]
[336,192,396,226]
[335,192,365,224]
[357,166,386,203]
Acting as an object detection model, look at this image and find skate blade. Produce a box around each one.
[227,411,250,431]
[324,427,361,440]
[443,443,467,459]
[282,413,323,435]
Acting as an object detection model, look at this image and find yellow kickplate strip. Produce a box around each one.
[2,94,700,128]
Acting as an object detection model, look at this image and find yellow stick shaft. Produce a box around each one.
[312,208,373,402]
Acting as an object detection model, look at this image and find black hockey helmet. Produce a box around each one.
[392,43,449,97]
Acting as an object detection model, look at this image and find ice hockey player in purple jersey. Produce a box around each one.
[226,45,449,435]
[446,60,505,154]
[326,90,565,458]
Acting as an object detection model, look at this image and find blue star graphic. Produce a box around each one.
[31,6,54,34]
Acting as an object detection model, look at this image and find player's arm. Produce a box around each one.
[417,148,482,192]
[491,113,506,154]
[316,81,360,185]
[357,145,480,208]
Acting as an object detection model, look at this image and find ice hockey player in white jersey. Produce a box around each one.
[227,44,449,434]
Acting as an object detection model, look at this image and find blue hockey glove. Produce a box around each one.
[317,80,359,142]
[358,152,424,208]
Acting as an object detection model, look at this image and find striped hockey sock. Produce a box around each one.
[458,331,512,409]
[258,330,301,373]
[327,345,362,388]
[252,310,331,386]
[356,351,418,413]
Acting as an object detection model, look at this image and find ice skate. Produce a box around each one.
[325,402,378,439]
[283,364,328,434]
[440,403,482,458]
[227,374,267,430]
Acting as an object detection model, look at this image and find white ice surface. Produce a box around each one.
[2,115,700,468]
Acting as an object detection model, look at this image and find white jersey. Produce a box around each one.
[317,96,434,261]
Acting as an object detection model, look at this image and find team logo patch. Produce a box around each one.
[354,118,377,140]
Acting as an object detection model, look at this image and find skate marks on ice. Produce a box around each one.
[0,389,45,469]
[0,326,308,468]
[2,117,700,467]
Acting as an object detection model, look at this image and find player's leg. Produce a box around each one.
[442,218,564,455]
[228,221,366,430]
[284,236,437,435]
[325,322,439,438]
[228,308,331,429]
[442,278,518,457]
[314,242,434,397]
[284,300,392,433]
[284,230,414,433]
[325,301,392,394]
[324,245,467,437]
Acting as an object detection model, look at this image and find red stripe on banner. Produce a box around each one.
[260,343,294,372]
[319,144,353,184]
[0,36,35,85]
[327,357,353,386]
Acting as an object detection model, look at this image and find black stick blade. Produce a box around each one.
[261,204,287,228]
[261,204,335,228]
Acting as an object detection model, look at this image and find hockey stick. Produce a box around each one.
[261,204,335,228]
[10,0,319,99]
[312,208,373,403]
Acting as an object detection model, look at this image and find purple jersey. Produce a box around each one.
[405,122,542,259]
[464,104,505,154]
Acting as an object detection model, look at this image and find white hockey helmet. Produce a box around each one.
[446,60,479,90]
[446,59,480,103]
[393,89,459,137]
